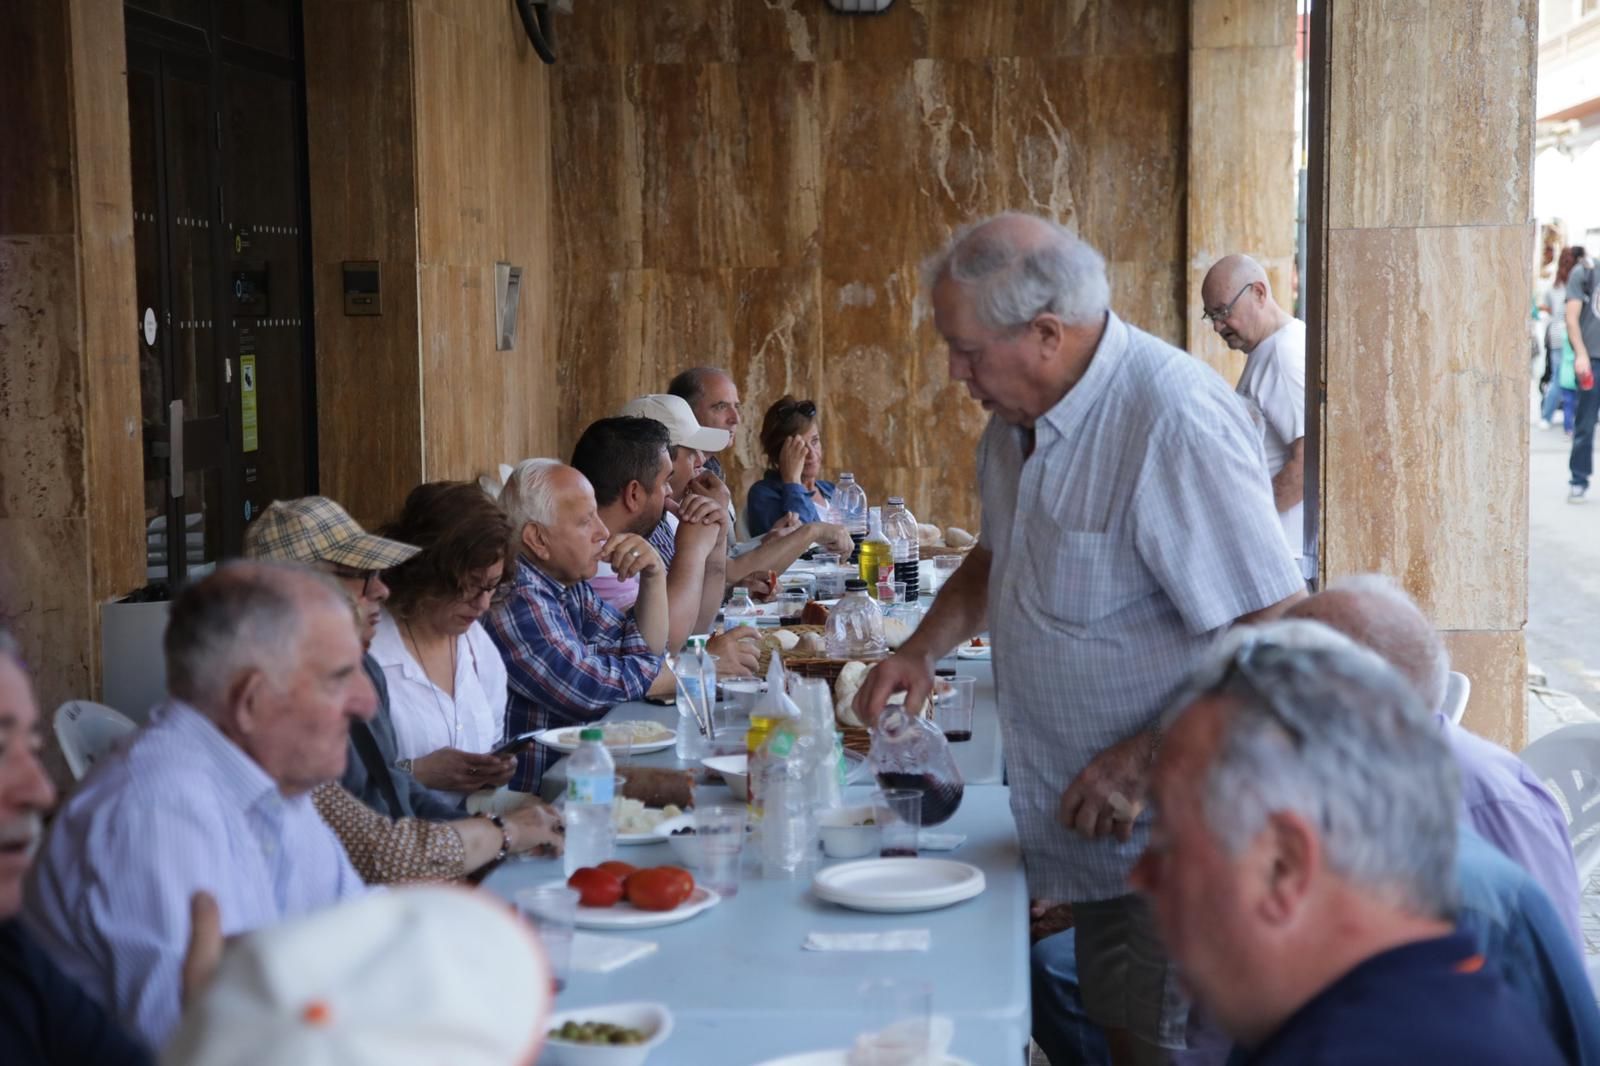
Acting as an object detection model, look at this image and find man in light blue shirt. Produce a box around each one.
[24,562,373,1047]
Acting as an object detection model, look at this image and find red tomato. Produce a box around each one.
[566,867,623,908]
[597,861,638,880]
[624,866,696,911]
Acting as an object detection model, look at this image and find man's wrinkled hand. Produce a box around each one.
[852,650,936,728]
[1056,732,1154,843]
[706,628,761,674]
[762,512,803,542]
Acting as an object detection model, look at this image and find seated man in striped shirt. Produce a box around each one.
[24,563,372,1048]
[484,459,673,793]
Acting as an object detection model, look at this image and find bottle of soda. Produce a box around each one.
[882,496,920,601]
[833,473,868,564]
[563,727,616,876]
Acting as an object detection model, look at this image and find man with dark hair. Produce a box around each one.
[667,367,740,483]
[571,415,758,674]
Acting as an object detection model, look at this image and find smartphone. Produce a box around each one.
[490,730,542,757]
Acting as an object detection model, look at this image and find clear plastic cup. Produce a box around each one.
[875,788,922,858]
[515,883,580,992]
[930,555,961,592]
[853,978,935,1065]
[933,675,976,742]
[695,804,747,898]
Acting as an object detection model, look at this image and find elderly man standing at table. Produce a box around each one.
[484,458,671,794]
[857,212,1305,1064]
[24,563,370,1047]
[1131,624,1564,1064]
[1200,254,1306,573]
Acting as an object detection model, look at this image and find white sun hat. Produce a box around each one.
[163,886,552,1066]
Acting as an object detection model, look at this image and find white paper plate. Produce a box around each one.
[813,858,985,913]
[616,829,665,846]
[955,643,991,660]
[573,885,721,930]
[754,1053,974,1066]
[532,725,676,756]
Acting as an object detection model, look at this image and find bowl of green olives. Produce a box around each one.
[541,1001,673,1065]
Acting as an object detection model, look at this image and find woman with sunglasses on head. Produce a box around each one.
[746,395,836,536]
[370,481,520,799]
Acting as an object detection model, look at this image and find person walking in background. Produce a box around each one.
[1541,247,1583,433]
[1564,247,1600,501]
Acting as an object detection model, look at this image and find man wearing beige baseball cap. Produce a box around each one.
[245,497,564,884]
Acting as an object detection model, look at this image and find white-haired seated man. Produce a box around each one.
[24,562,371,1047]
[1132,620,1564,1064]
[482,458,671,794]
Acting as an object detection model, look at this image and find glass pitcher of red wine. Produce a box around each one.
[869,705,964,826]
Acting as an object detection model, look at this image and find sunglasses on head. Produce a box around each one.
[782,399,817,419]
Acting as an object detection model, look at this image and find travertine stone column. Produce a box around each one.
[0,0,143,711]
[1313,0,1536,748]
[1187,0,1299,384]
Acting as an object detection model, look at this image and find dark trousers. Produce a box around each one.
[1572,384,1600,488]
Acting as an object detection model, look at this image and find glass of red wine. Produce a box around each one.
[875,788,922,858]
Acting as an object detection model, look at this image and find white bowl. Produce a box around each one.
[818,804,884,859]
[701,754,749,801]
[651,813,705,869]
[541,1001,673,1066]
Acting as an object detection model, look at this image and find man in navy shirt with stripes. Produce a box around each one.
[1132,621,1565,1065]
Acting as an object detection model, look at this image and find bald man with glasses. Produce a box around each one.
[1201,255,1307,577]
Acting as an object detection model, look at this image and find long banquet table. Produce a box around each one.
[536,657,1002,803]
[485,782,1030,1065]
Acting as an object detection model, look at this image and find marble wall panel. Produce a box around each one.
[553,0,1188,535]
[0,517,92,713]
[1192,0,1295,49]
[0,0,75,236]
[1322,222,1529,632]
[1327,0,1537,231]
[303,0,424,528]
[1443,629,1528,751]
[0,236,85,521]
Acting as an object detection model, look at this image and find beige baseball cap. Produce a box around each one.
[243,497,419,572]
[618,394,731,453]
[163,886,552,1066]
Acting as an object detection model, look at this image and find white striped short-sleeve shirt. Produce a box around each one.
[979,312,1305,901]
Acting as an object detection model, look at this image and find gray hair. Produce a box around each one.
[921,212,1111,330]
[1171,619,1461,919]
[164,561,348,713]
[498,457,565,532]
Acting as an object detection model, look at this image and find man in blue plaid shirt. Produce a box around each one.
[483,458,671,793]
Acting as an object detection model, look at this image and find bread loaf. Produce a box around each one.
[944,526,975,548]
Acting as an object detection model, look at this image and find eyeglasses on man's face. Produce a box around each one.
[1201,283,1256,324]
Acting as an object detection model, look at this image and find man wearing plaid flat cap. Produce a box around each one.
[245,498,566,883]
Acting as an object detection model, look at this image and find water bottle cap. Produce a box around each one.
[687,635,708,650]
[839,471,855,480]
[731,587,749,597]
[845,578,869,592]
[888,496,904,505]
[579,727,604,742]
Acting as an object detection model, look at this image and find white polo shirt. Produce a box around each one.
[1235,317,1306,564]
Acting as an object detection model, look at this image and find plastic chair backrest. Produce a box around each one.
[53,700,137,781]
[1520,722,1600,883]
[1443,670,1472,726]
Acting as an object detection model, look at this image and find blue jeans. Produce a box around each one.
[1572,384,1600,488]
[1032,929,1112,1065]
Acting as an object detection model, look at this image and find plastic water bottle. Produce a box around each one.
[723,587,759,630]
[883,496,920,601]
[834,473,868,563]
[672,637,715,760]
[563,727,616,876]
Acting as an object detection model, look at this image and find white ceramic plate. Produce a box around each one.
[812,858,985,913]
[572,885,721,930]
[753,1053,974,1066]
[533,724,676,756]
[615,828,665,847]
[955,643,991,660]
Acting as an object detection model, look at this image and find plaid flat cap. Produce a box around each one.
[244,496,420,571]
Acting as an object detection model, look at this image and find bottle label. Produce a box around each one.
[769,731,796,758]
[567,772,614,806]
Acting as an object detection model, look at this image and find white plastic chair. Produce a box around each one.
[1520,722,1600,884]
[1443,670,1472,726]
[54,700,137,781]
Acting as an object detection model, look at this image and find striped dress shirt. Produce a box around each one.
[23,702,366,1047]
[979,312,1305,902]
[482,556,665,793]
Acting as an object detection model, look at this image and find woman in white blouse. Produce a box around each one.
[369,481,519,797]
